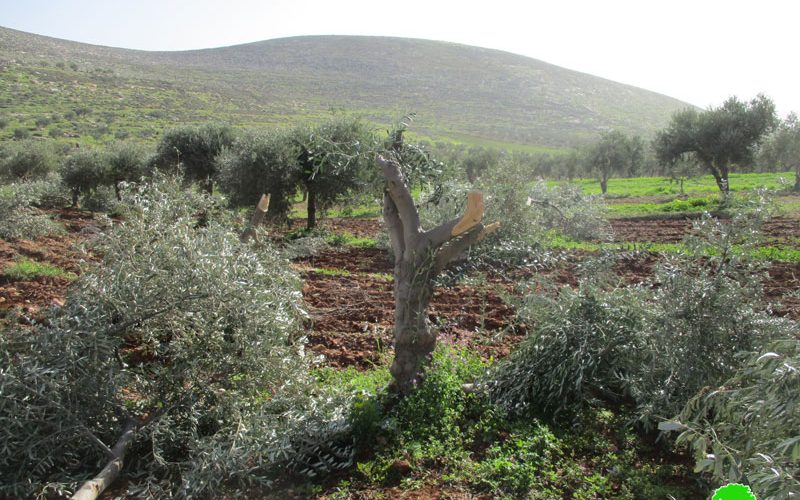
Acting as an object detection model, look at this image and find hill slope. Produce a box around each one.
[0,27,691,149]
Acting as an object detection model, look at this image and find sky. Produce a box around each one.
[1,0,799,116]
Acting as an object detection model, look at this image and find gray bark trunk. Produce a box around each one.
[378,154,495,396]
[390,259,437,394]
[794,167,800,191]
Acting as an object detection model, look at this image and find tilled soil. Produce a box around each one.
[0,209,99,319]
[295,247,522,368]
[610,214,800,244]
[3,212,799,367]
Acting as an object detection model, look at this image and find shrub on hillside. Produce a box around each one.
[0,141,58,181]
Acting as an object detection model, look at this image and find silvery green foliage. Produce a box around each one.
[524,180,611,242]
[5,172,70,209]
[281,234,330,260]
[0,174,68,240]
[0,176,352,497]
[668,339,800,499]
[417,167,609,268]
[487,283,647,420]
[631,209,782,425]
[488,200,794,431]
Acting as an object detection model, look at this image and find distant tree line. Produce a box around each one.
[2,94,799,217]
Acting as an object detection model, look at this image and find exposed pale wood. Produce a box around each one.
[240,193,271,242]
[451,191,484,237]
[71,419,137,500]
[477,222,501,242]
[256,193,271,212]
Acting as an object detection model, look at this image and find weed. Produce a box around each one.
[325,231,377,248]
[3,259,76,281]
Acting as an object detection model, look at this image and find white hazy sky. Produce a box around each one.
[1,0,798,116]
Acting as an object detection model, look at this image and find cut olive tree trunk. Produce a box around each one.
[71,419,137,500]
[240,193,271,243]
[379,155,498,395]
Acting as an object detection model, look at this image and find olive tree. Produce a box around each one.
[152,124,235,193]
[585,130,644,194]
[654,95,777,194]
[378,152,499,395]
[0,140,58,181]
[105,141,150,199]
[215,128,300,222]
[291,117,374,229]
[60,149,107,207]
[759,113,800,190]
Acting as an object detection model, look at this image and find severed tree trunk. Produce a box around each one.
[306,183,317,230]
[71,419,137,500]
[379,155,499,395]
[240,193,271,243]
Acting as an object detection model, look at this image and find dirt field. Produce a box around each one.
[2,212,799,367]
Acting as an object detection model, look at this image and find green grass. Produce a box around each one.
[313,347,703,499]
[3,258,77,281]
[309,267,352,277]
[606,196,720,217]
[325,231,378,248]
[557,171,795,198]
[547,234,800,263]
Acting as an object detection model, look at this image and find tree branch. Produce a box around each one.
[423,191,485,248]
[451,191,484,237]
[434,224,484,273]
[382,190,405,265]
[240,193,270,243]
[377,155,420,248]
[71,418,138,500]
[477,222,501,242]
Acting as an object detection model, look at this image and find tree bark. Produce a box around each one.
[71,419,137,500]
[794,166,800,191]
[390,258,437,392]
[600,177,608,194]
[306,183,317,230]
[240,193,270,243]
[378,155,498,395]
[708,162,730,195]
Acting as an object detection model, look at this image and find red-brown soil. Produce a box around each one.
[295,247,522,368]
[3,212,799,366]
[610,214,800,244]
[0,209,99,320]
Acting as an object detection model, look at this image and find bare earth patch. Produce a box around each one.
[0,209,98,320]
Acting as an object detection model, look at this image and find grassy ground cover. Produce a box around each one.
[556,171,795,198]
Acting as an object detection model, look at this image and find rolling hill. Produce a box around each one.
[0,26,692,150]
